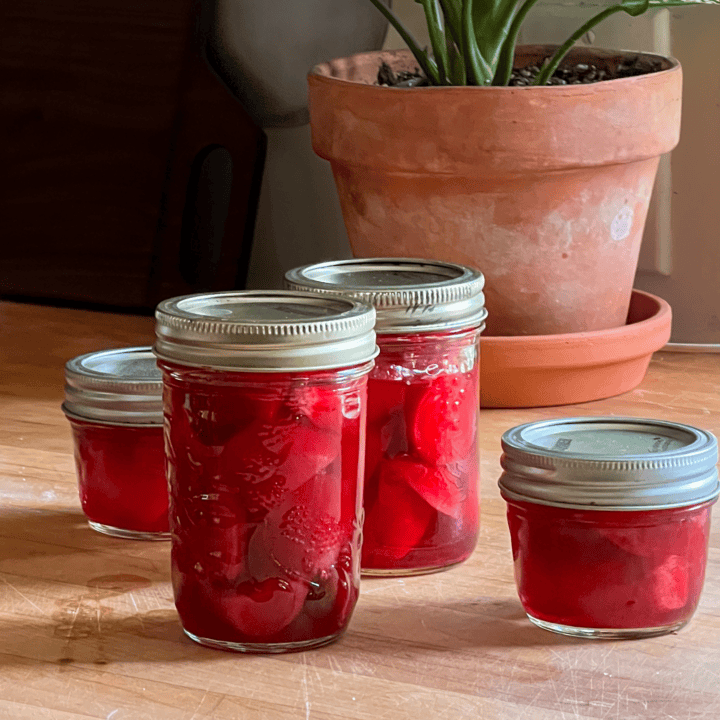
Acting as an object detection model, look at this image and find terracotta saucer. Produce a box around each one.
[480,289,672,408]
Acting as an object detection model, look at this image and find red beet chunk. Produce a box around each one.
[218,418,340,517]
[286,383,343,430]
[384,454,466,518]
[366,378,407,426]
[362,458,435,562]
[410,373,477,465]
[248,469,345,582]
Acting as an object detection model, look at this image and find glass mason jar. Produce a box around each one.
[154,291,377,653]
[62,347,169,540]
[499,417,719,639]
[286,259,487,576]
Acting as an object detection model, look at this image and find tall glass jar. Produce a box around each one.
[62,347,169,540]
[499,417,719,639]
[154,291,377,653]
[286,259,487,576]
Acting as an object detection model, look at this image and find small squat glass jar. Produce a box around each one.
[286,259,487,576]
[62,347,169,540]
[154,290,377,653]
[499,417,719,639]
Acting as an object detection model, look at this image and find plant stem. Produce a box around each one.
[493,0,543,85]
[438,0,462,48]
[420,0,450,84]
[366,0,440,83]
[461,0,493,84]
[532,6,627,86]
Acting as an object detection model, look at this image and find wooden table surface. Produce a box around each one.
[1,299,719,720]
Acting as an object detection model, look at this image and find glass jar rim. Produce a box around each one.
[499,416,720,510]
[285,258,487,334]
[154,290,378,372]
[63,346,163,425]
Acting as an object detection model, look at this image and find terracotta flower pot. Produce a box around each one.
[308,46,682,336]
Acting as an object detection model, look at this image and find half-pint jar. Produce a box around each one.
[62,346,168,540]
[154,291,377,653]
[499,417,719,639]
[286,259,486,576]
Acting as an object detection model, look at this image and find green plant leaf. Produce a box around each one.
[438,0,463,46]
[493,0,543,85]
[470,0,524,82]
[447,38,468,85]
[367,0,441,83]
[462,0,495,84]
[533,0,719,86]
[419,0,451,83]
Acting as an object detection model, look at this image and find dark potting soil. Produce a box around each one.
[376,54,665,87]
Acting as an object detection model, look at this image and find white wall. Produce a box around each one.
[245,126,353,289]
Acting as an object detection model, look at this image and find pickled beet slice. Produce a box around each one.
[379,407,409,459]
[172,385,285,448]
[596,526,671,560]
[286,384,342,431]
[248,470,344,581]
[367,378,407,426]
[219,418,340,516]
[382,454,465,518]
[299,544,358,637]
[652,554,689,611]
[212,577,308,638]
[362,459,435,561]
[409,373,477,465]
[598,513,709,563]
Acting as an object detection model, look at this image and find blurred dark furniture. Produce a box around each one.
[0,0,266,312]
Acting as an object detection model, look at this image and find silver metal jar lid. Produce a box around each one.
[499,417,720,510]
[62,346,163,426]
[154,290,377,372]
[285,258,487,334]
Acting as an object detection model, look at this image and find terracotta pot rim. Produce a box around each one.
[309,46,681,92]
[308,45,682,171]
[480,289,671,368]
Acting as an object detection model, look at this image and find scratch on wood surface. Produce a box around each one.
[302,653,311,720]
[0,573,46,615]
[188,689,208,720]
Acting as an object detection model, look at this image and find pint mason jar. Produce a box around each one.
[62,347,169,540]
[154,291,377,653]
[286,259,487,576]
[499,417,719,639]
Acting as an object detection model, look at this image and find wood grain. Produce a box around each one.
[0,300,719,719]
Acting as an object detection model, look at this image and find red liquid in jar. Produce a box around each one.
[361,331,480,573]
[161,364,366,648]
[506,500,712,631]
[68,419,169,534]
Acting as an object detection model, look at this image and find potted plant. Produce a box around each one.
[307,0,717,336]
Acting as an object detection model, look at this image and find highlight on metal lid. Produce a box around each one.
[154,290,378,372]
[499,416,719,510]
[62,346,163,425]
[285,258,486,334]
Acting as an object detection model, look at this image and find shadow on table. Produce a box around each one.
[0,507,98,562]
[345,593,585,651]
